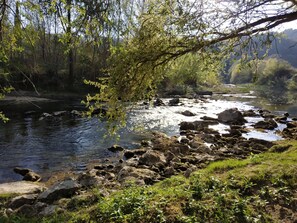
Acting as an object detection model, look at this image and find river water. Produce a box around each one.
[1,93,297,183]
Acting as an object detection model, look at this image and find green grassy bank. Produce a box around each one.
[2,140,297,223]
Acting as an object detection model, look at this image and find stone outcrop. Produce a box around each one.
[253,118,278,130]
[181,110,196,116]
[13,167,41,182]
[0,181,46,195]
[8,194,38,209]
[217,108,246,125]
[168,98,180,106]
[117,166,160,185]
[107,145,124,153]
[38,179,81,203]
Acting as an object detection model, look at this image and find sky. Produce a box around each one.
[277,20,297,31]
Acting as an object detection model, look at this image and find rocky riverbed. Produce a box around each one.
[1,101,297,217]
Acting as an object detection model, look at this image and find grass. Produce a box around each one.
[2,140,297,223]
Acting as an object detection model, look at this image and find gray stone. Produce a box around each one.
[154,98,165,106]
[124,148,147,159]
[38,179,81,203]
[15,204,36,217]
[180,121,208,131]
[217,108,246,125]
[39,205,59,217]
[168,98,180,106]
[13,167,30,176]
[13,167,41,182]
[8,194,38,209]
[117,166,160,184]
[253,118,277,130]
[77,173,102,188]
[181,110,195,116]
[53,111,67,116]
[138,150,166,167]
[0,181,46,195]
[107,145,124,152]
[23,171,41,182]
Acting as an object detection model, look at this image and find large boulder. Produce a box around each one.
[38,179,81,203]
[253,118,277,130]
[154,98,165,106]
[8,194,38,209]
[124,148,147,159]
[107,145,124,153]
[168,98,180,106]
[181,110,196,116]
[0,182,46,195]
[117,166,160,184]
[77,172,102,188]
[180,121,208,131]
[13,167,41,182]
[138,150,166,167]
[217,108,246,125]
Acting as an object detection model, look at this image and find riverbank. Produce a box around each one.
[1,104,297,221]
[1,138,296,222]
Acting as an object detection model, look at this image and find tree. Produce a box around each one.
[85,0,297,131]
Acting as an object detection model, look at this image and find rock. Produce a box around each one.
[169,144,190,156]
[181,110,196,116]
[107,145,124,153]
[38,179,81,203]
[242,109,258,117]
[15,204,37,217]
[179,136,190,144]
[23,172,41,182]
[117,166,160,185]
[259,110,275,119]
[275,116,287,123]
[39,205,60,217]
[217,108,246,125]
[287,122,297,128]
[125,157,140,167]
[141,140,152,147]
[180,121,208,131]
[70,110,81,116]
[154,98,165,106]
[163,166,175,177]
[124,148,147,159]
[195,91,213,96]
[13,167,30,176]
[13,167,41,182]
[39,112,52,120]
[139,150,166,167]
[0,182,46,195]
[184,167,197,178]
[168,98,180,106]
[200,116,218,121]
[96,171,116,180]
[222,129,242,138]
[284,112,289,117]
[77,173,102,188]
[8,194,38,209]
[248,138,274,149]
[52,111,67,116]
[253,118,277,130]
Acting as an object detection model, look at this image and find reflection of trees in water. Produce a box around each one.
[256,87,296,105]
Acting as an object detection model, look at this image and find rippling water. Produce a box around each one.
[0,95,295,183]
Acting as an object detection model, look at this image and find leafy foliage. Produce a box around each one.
[229,58,297,89]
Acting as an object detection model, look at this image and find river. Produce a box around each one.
[1,92,297,183]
